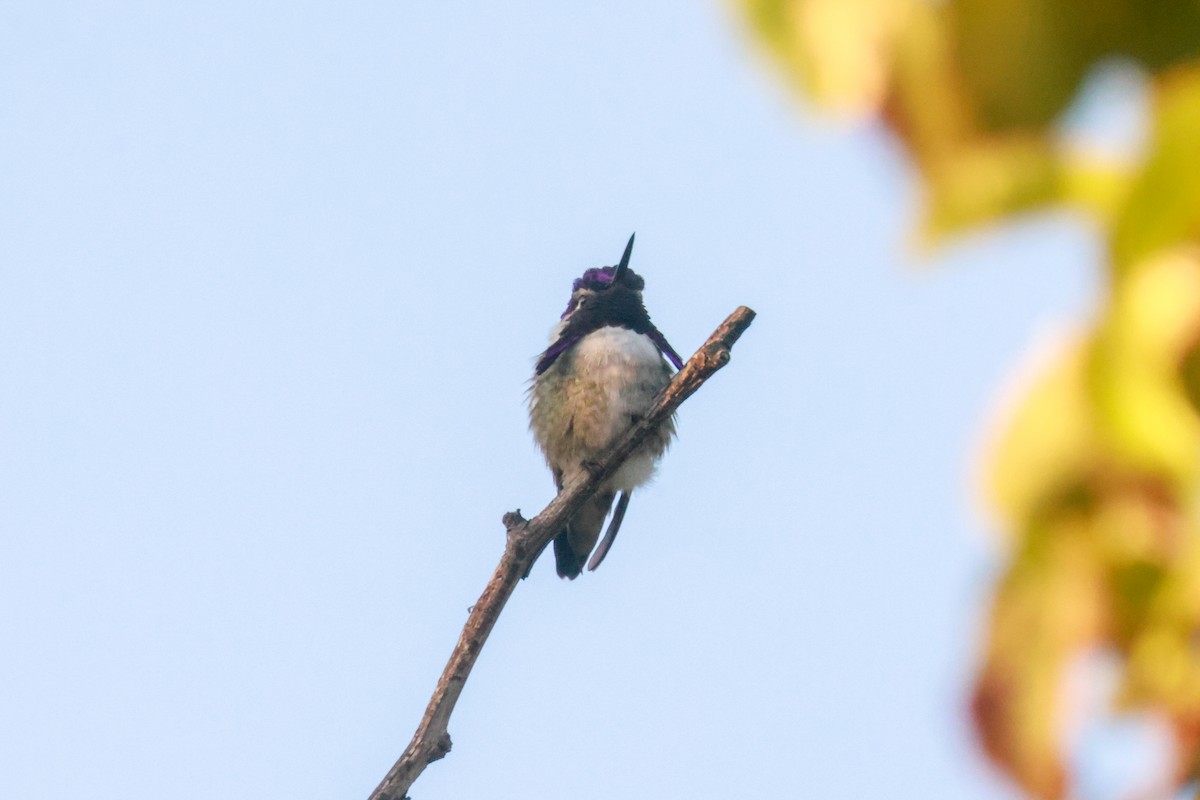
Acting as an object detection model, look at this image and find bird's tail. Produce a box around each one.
[554,490,615,579]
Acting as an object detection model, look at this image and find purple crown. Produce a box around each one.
[571,266,645,293]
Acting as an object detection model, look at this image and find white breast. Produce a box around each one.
[569,326,669,490]
[570,325,663,373]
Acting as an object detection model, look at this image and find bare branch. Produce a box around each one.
[369,306,756,800]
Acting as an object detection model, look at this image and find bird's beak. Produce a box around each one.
[612,232,635,285]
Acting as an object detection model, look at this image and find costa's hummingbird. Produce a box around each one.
[528,234,684,579]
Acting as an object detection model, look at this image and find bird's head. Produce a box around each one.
[536,234,684,374]
[557,233,646,324]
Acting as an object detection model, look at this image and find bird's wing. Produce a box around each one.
[645,327,684,370]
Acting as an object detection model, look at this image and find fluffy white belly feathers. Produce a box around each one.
[530,325,672,489]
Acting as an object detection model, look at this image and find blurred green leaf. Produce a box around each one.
[1091,247,1200,482]
[1111,67,1200,271]
[973,507,1106,800]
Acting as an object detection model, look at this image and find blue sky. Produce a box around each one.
[0,2,1151,798]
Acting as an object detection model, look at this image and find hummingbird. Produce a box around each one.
[528,234,684,579]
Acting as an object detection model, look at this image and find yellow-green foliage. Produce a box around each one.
[739,1,1200,796]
